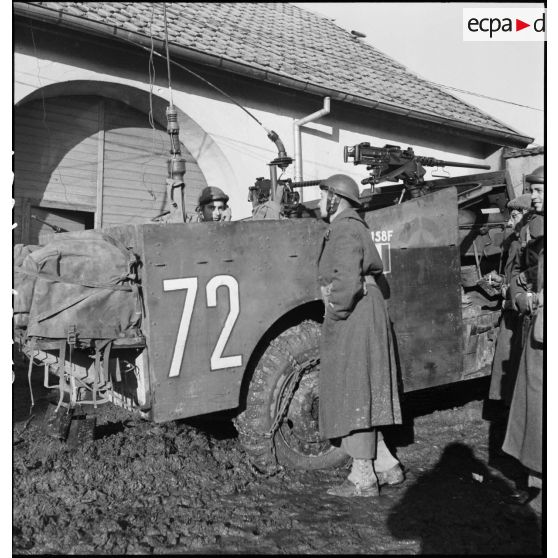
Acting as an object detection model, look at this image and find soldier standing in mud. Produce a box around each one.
[503,166,544,513]
[488,194,533,405]
[317,174,404,497]
[195,186,232,222]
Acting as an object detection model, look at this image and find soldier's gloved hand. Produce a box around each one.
[516,271,530,289]
[221,206,232,222]
[484,270,503,285]
[515,292,534,315]
[501,284,509,300]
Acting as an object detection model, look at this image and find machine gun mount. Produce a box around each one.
[344,143,491,198]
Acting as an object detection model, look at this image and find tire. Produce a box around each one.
[235,320,348,471]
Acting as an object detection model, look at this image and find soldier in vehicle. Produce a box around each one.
[503,166,544,513]
[488,194,532,405]
[316,174,403,498]
[196,186,232,222]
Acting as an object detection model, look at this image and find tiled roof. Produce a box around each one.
[14,2,531,145]
[503,145,544,158]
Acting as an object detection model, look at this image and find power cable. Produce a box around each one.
[427,83,543,112]
[28,21,71,207]
[185,13,543,113]
[147,4,156,131]
[162,3,174,108]
[115,34,269,133]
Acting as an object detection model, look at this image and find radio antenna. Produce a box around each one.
[162,3,187,222]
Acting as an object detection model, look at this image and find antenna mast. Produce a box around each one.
[163,3,187,222]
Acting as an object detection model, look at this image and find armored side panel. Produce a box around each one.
[137,219,327,422]
[364,187,463,391]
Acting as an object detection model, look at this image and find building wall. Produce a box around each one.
[14,22,504,220]
[505,153,544,196]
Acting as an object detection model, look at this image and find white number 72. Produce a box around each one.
[163,275,242,377]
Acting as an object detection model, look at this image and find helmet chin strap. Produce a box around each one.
[326,190,341,216]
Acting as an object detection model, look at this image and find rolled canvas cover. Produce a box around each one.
[13,243,40,328]
[14,231,141,341]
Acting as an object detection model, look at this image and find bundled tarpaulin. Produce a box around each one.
[14,230,142,342]
[13,243,40,330]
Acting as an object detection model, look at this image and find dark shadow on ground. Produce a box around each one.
[95,420,129,439]
[182,415,239,441]
[387,442,542,554]
[384,376,492,450]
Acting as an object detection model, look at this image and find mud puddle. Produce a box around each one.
[13,366,542,554]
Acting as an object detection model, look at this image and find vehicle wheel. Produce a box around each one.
[235,320,348,471]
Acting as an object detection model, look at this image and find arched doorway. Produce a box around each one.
[14,94,208,244]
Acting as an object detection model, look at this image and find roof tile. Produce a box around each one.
[18,1,525,140]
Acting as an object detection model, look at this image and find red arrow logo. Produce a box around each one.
[516,19,530,31]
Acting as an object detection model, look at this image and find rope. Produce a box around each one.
[265,356,320,441]
[13,266,134,291]
[27,350,35,414]
[263,355,320,475]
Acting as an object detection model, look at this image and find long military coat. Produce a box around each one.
[489,234,523,404]
[503,243,543,473]
[317,207,402,440]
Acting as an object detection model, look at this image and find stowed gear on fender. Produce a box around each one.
[235,320,348,472]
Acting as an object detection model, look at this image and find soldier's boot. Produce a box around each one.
[376,464,405,486]
[374,435,405,487]
[327,458,379,498]
[528,489,542,515]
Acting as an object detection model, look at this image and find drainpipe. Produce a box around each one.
[293,97,330,199]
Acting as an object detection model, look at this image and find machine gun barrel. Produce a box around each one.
[415,157,490,171]
[290,180,322,188]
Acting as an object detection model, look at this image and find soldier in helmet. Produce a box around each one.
[317,174,403,498]
[503,165,544,513]
[196,186,232,222]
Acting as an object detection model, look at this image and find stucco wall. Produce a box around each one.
[505,154,544,196]
[14,23,504,219]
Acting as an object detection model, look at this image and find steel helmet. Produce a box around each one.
[198,186,229,206]
[319,174,361,206]
[525,166,544,184]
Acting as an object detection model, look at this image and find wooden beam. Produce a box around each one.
[95,99,105,228]
[28,199,95,212]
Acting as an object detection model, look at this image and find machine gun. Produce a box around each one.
[344,143,490,198]
[249,177,322,217]
[31,214,67,233]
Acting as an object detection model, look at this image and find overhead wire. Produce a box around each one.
[116,33,268,132]
[163,2,174,108]
[119,21,540,159]
[28,20,71,207]
[424,83,543,112]
[185,14,543,113]
[141,3,158,201]
[147,4,156,131]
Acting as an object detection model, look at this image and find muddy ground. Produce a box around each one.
[13,364,542,555]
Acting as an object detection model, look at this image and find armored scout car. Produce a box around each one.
[14,136,513,471]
